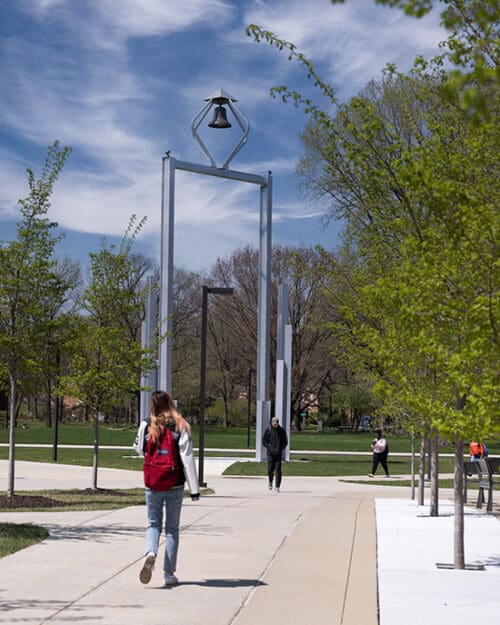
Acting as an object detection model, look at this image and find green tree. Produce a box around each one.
[311,71,498,554]
[0,142,71,496]
[247,4,498,566]
[40,257,82,429]
[59,217,156,489]
[207,245,340,429]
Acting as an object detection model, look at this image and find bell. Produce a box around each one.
[208,105,232,129]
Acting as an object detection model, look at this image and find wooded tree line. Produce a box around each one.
[0,154,374,440]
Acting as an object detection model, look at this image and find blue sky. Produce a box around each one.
[0,0,445,272]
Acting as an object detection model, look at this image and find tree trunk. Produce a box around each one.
[52,395,60,462]
[134,389,141,425]
[92,414,99,490]
[454,436,465,569]
[418,436,426,506]
[410,433,415,500]
[7,374,17,497]
[46,380,52,428]
[430,435,439,517]
[223,395,229,428]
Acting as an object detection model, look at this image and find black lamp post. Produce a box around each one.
[198,285,234,487]
[247,367,253,447]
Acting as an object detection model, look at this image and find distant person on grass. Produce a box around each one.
[134,390,199,587]
[263,416,288,492]
[368,429,390,478]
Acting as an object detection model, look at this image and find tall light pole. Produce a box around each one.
[198,286,234,487]
[247,367,253,447]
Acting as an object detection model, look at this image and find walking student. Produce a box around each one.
[135,390,199,587]
[262,416,288,492]
[368,429,390,478]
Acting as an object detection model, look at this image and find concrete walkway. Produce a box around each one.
[0,460,499,625]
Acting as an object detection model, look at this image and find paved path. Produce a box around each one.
[0,460,393,625]
[1,460,499,625]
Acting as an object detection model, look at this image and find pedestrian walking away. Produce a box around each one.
[368,429,390,478]
[262,416,288,492]
[134,390,199,587]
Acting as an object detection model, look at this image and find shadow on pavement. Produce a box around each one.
[178,578,267,588]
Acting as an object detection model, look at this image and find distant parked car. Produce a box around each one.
[358,416,373,432]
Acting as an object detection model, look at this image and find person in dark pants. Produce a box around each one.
[368,429,390,478]
[262,416,288,492]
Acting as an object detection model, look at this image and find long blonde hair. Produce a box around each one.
[149,390,191,443]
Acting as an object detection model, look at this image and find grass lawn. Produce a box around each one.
[339,478,500,490]
[0,488,147,512]
[223,454,457,477]
[0,487,210,558]
[0,523,49,558]
[0,445,460,476]
[0,446,145,471]
[2,422,499,481]
[5,422,498,455]
[0,487,215,513]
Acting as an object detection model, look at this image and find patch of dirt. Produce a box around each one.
[0,495,67,509]
[57,488,133,497]
[0,489,133,509]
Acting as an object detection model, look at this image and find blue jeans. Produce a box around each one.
[145,486,184,575]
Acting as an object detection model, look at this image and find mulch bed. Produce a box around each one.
[0,495,67,509]
[0,489,130,510]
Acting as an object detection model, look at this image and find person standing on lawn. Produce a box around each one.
[135,390,199,587]
[262,416,288,492]
[368,429,390,478]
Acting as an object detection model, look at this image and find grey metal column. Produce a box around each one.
[276,283,288,361]
[255,171,272,461]
[275,283,290,460]
[159,155,175,393]
[156,154,271,460]
[283,323,292,461]
[140,275,158,422]
[198,285,209,487]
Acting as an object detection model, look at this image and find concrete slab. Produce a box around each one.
[1,460,499,625]
[377,498,500,625]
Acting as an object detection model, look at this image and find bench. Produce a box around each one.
[464,457,500,512]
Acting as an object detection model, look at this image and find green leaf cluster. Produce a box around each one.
[59,215,155,419]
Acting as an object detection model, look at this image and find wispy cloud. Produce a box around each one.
[243,0,443,94]
[2,0,447,269]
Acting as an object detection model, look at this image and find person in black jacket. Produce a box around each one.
[262,416,288,492]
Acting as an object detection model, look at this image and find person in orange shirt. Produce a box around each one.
[469,441,485,461]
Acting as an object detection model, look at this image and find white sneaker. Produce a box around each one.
[268,482,273,490]
[368,474,374,478]
[163,573,178,586]
[139,552,155,584]
[275,487,280,492]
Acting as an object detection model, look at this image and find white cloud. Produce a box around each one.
[24,0,235,50]
[92,0,234,38]
[243,0,444,93]
[1,0,449,271]
[29,0,66,13]
[44,162,264,270]
[0,154,30,217]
